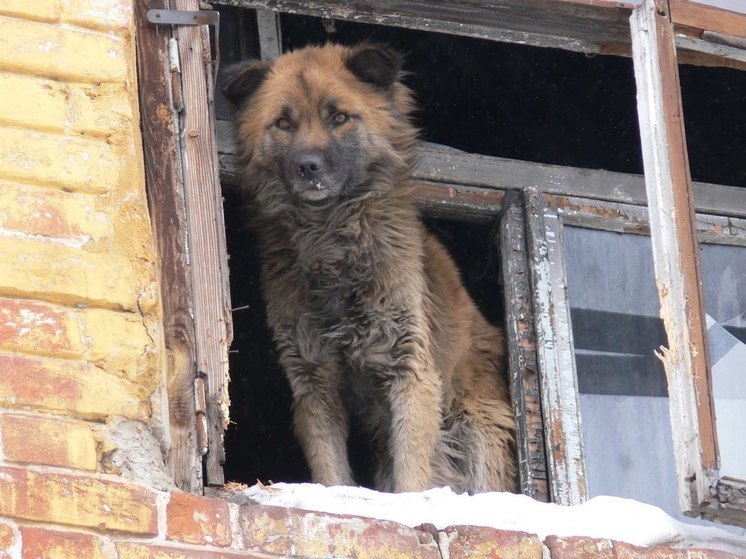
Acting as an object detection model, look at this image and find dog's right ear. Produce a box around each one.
[221,60,271,107]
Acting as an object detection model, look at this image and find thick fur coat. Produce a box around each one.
[223,44,516,493]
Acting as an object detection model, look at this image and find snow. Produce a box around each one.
[243,483,746,554]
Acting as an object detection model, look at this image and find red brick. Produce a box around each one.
[0,298,78,356]
[0,413,99,470]
[545,536,615,559]
[239,504,440,558]
[116,542,268,559]
[614,541,743,559]
[545,536,745,559]
[445,525,542,558]
[0,521,15,558]
[167,492,232,547]
[0,352,147,420]
[0,466,157,535]
[21,525,105,559]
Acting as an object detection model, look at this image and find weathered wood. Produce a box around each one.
[670,0,746,39]
[255,8,283,59]
[523,188,587,506]
[173,0,234,486]
[213,0,634,54]
[675,33,746,70]
[217,120,746,219]
[135,0,203,493]
[712,477,746,527]
[631,0,718,516]
[499,191,549,502]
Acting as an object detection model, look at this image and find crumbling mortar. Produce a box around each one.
[96,417,174,491]
[228,501,244,550]
[436,529,453,559]
[156,491,171,541]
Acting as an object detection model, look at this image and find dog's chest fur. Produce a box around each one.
[272,199,421,377]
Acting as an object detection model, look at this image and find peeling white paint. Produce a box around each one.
[36,40,59,53]
[0,227,91,249]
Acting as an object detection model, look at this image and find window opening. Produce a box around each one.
[214,4,644,497]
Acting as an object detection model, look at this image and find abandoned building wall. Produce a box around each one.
[0,0,742,557]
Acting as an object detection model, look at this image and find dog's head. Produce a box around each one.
[222,44,416,206]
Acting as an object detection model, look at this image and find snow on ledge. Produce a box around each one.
[243,483,746,555]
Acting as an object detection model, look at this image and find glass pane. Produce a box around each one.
[680,57,746,484]
[701,243,746,480]
[564,226,741,532]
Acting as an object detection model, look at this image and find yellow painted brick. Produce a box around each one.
[21,526,106,559]
[67,82,136,137]
[0,180,111,242]
[0,15,127,83]
[61,0,131,32]
[0,413,99,470]
[0,236,151,311]
[0,297,158,386]
[0,352,149,420]
[0,73,66,131]
[0,0,60,22]
[0,466,158,535]
[0,127,118,194]
[0,74,135,138]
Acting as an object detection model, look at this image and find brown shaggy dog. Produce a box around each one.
[222,44,516,493]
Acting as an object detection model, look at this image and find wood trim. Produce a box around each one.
[135,0,202,493]
[499,191,550,502]
[213,0,633,54]
[630,0,718,515]
[523,188,587,506]
[218,121,746,219]
[671,0,746,39]
[172,0,234,487]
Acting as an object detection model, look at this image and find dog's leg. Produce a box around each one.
[385,347,442,493]
[287,362,354,487]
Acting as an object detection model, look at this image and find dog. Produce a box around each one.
[222,43,516,493]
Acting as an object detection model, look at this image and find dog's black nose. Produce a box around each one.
[297,153,324,179]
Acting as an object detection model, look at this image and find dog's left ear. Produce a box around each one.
[345,44,403,89]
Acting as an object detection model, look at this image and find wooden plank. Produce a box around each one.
[523,188,587,506]
[255,8,283,59]
[671,0,746,39]
[499,190,550,502]
[173,0,234,486]
[135,0,202,493]
[630,0,718,515]
[216,121,746,219]
[213,0,633,54]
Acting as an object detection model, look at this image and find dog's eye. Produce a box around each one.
[276,117,293,131]
[330,112,349,126]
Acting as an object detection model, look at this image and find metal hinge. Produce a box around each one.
[194,372,209,456]
[146,8,220,79]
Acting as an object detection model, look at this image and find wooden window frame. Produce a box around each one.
[137,0,746,524]
[631,0,746,526]
[136,0,232,491]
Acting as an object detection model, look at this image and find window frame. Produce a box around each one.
[138,0,746,525]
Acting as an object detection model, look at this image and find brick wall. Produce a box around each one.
[0,1,741,558]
